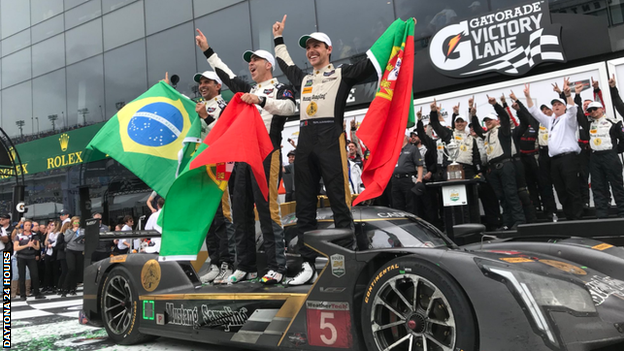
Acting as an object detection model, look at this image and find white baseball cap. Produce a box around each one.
[550,98,566,106]
[483,113,499,121]
[242,49,275,70]
[193,71,222,85]
[299,32,332,49]
[586,101,604,111]
[455,115,467,122]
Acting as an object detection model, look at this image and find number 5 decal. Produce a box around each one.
[320,312,337,345]
[306,302,352,348]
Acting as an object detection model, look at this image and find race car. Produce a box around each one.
[81,207,624,351]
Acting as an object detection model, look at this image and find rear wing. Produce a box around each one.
[84,218,161,267]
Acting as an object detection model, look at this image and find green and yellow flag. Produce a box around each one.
[86,82,201,197]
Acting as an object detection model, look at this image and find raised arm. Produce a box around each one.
[429,100,452,143]
[272,15,307,90]
[196,28,253,94]
[609,74,624,119]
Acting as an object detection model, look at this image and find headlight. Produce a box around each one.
[485,266,596,347]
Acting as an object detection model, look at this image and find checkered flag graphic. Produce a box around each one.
[463,27,565,76]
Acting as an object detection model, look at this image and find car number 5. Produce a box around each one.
[320,312,337,345]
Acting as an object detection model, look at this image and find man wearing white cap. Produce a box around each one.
[578,100,624,218]
[192,71,227,140]
[195,29,296,285]
[272,15,377,285]
[471,97,525,230]
[525,81,583,220]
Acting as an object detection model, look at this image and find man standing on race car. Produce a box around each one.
[195,29,297,285]
[180,70,236,284]
[272,15,377,285]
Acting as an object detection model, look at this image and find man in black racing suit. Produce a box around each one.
[272,15,377,285]
[195,29,297,285]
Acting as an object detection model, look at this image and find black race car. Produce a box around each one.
[81,207,624,351]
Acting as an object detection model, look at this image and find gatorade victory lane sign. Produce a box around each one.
[429,0,566,78]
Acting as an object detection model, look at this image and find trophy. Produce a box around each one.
[443,141,465,181]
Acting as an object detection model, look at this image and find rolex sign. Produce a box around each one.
[429,1,566,78]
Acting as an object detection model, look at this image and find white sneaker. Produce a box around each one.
[213,262,233,284]
[227,269,257,284]
[200,264,220,283]
[261,270,284,285]
[287,262,317,286]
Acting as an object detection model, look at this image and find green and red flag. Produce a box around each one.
[85,81,201,198]
[158,93,273,261]
[353,18,416,205]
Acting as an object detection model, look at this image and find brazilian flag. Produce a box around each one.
[86,82,201,198]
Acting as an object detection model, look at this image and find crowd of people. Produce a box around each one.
[1,208,148,301]
[376,76,624,232]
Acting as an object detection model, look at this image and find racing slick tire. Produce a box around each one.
[100,267,153,345]
[361,256,478,351]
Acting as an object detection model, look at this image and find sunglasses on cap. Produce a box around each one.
[587,107,599,113]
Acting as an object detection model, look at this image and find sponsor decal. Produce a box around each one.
[585,275,624,306]
[539,259,587,275]
[140,259,161,292]
[263,88,274,95]
[306,301,349,311]
[460,144,468,152]
[288,332,308,346]
[323,70,335,76]
[500,257,533,263]
[156,313,165,325]
[201,305,248,332]
[592,243,613,251]
[330,254,346,278]
[282,90,293,98]
[376,211,413,218]
[450,191,460,202]
[429,1,565,77]
[302,87,313,94]
[304,79,313,87]
[306,102,318,116]
[322,77,338,83]
[320,287,347,293]
[164,303,249,331]
[109,255,127,263]
[593,138,602,146]
[306,301,352,348]
[365,264,399,303]
[165,303,199,327]
[207,107,216,113]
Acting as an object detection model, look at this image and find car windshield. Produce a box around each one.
[362,218,453,249]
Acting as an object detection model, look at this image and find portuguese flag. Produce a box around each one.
[158,93,273,261]
[353,18,416,206]
[85,81,201,198]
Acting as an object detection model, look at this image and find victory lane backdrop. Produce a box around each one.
[86,81,202,199]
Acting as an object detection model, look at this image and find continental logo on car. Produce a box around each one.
[365,264,399,304]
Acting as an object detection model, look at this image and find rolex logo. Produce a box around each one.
[8,147,16,161]
[59,133,70,151]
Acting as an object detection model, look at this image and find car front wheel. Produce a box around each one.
[361,257,477,351]
[100,267,153,344]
